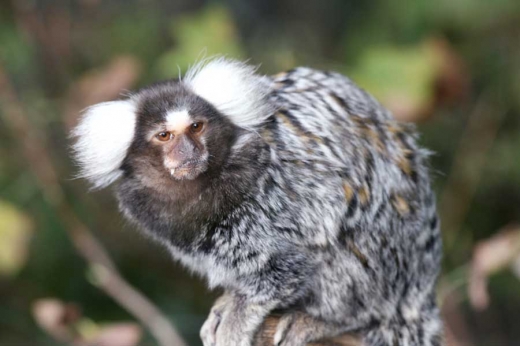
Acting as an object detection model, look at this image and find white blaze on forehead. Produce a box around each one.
[165,109,192,133]
[71,100,136,189]
[184,58,275,129]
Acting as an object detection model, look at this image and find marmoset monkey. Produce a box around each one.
[72,58,443,346]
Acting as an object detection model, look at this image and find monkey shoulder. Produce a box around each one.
[258,68,438,252]
[263,69,433,217]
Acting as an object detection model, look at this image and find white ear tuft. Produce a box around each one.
[184,58,274,128]
[71,100,136,189]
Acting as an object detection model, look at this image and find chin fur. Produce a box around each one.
[168,160,209,181]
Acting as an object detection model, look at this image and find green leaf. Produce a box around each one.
[155,5,244,78]
[0,200,32,276]
[349,42,440,121]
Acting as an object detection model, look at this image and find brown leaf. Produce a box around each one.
[32,298,81,342]
[468,224,520,310]
[431,38,470,107]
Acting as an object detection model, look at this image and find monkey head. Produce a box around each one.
[123,83,238,192]
[71,59,274,193]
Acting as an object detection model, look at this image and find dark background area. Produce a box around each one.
[0,0,519,345]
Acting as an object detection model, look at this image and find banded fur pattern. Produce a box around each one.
[74,58,443,346]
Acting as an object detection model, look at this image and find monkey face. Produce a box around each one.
[146,108,210,181]
[123,82,237,189]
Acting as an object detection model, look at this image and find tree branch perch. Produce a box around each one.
[254,316,362,346]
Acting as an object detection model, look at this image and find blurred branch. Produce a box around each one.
[11,0,73,91]
[254,316,362,346]
[62,56,141,130]
[441,291,474,346]
[0,64,187,346]
[440,91,507,251]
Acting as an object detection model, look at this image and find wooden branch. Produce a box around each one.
[254,316,362,346]
[0,64,187,346]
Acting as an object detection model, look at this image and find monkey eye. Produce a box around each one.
[155,131,173,142]
[190,122,204,134]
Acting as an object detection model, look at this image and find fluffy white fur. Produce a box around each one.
[72,100,136,189]
[184,58,274,128]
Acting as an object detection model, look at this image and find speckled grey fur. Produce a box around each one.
[75,61,443,346]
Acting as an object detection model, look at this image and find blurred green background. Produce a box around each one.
[0,0,519,345]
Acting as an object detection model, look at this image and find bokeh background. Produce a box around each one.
[1,0,519,345]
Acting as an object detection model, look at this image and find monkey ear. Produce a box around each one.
[184,58,275,129]
[71,100,136,189]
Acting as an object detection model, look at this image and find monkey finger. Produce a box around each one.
[200,309,223,346]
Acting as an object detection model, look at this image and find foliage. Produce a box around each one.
[155,4,244,78]
[0,200,32,276]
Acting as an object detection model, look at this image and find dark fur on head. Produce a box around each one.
[124,81,236,185]
[117,81,271,248]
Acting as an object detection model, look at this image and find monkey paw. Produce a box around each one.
[200,294,233,346]
[202,309,254,346]
[200,308,222,346]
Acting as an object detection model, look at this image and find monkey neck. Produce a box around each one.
[117,139,271,252]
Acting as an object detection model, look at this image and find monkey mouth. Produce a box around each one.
[167,159,207,180]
